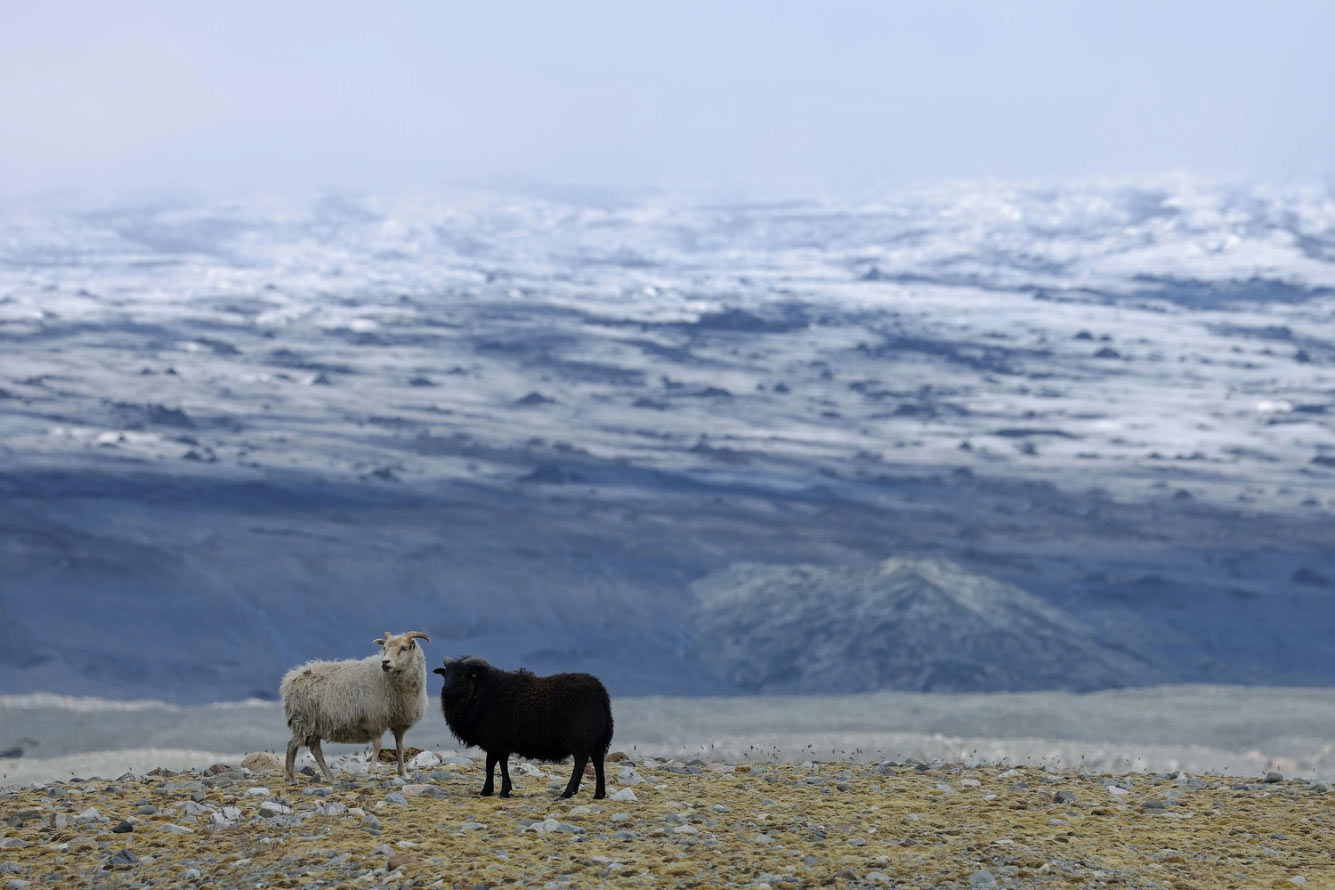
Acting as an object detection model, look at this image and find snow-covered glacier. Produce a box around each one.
[0,178,1332,704]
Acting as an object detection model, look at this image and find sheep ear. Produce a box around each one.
[432,667,446,676]
[373,638,385,646]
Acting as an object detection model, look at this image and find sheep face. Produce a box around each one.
[374,631,431,677]
[433,656,489,703]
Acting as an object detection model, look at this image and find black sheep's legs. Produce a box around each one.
[481,752,497,796]
[592,752,606,799]
[498,754,513,797]
[561,754,588,798]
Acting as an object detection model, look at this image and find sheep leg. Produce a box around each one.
[284,736,302,783]
[498,754,512,798]
[391,726,407,777]
[369,734,382,773]
[480,752,497,796]
[592,752,606,799]
[560,753,588,799]
[309,737,335,782]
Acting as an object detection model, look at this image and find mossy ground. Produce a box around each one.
[2,759,1332,889]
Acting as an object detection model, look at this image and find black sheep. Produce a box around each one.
[433,656,614,799]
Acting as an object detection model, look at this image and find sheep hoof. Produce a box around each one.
[499,790,511,798]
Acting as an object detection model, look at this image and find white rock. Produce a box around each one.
[209,809,239,829]
[754,833,775,844]
[673,825,699,835]
[400,784,447,798]
[610,788,638,802]
[241,752,282,773]
[258,801,292,818]
[316,802,348,817]
[245,787,271,797]
[408,751,442,769]
[332,755,369,776]
[161,823,195,834]
[72,808,100,824]
[618,766,646,785]
[525,818,562,834]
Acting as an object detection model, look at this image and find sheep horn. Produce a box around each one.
[404,631,432,644]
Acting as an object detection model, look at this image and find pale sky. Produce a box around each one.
[2,0,1333,198]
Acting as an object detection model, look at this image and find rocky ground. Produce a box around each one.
[2,752,1332,889]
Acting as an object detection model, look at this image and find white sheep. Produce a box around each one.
[280,630,432,782]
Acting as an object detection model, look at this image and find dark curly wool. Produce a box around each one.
[434,656,614,799]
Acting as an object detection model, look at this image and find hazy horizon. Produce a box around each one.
[4,1,1333,201]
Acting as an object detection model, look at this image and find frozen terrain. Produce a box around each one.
[3,686,1334,787]
[1,178,1333,703]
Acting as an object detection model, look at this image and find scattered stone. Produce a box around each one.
[111,819,134,833]
[72,807,100,824]
[1053,791,1078,805]
[361,814,382,835]
[241,752,283,773]
[245,787,271,797]
[525,818,563,834]
[1265,772,1284,784]
[618,766,646,785]
[754,833,775,844]
[969,868,997,888]
[103,850,137,869]
[387,853,420,870]
[161,823,195,834]
[407,751,441,769]
[383,792,408,806]
[610,788,638,802]
[258,801,292,818]
[210,808,241,829]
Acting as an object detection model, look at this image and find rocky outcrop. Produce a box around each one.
[689,556,1156,693]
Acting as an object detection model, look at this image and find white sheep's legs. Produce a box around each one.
[392,726,407,777]
[309,738,335,782]
[284,737,302,783]
[369,735,383,773]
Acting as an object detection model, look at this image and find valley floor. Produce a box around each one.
[2,757,1332,889]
